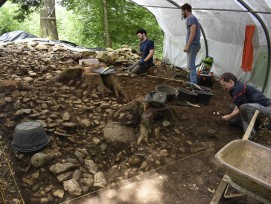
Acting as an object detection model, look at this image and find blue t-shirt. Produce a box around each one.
[140,39,154,64]
[230,81,270,107]
[186,14,201,45]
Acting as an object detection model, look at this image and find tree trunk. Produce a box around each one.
[40,0,59,40]
[0,0,7,7]
[102,0,112,48]
[44,65,129,101]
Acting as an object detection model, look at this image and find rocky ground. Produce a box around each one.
[0,41,271,204]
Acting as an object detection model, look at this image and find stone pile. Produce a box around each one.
[0,42,139,86]
[0,41,138,202]
[96,45,140,65]
[0,41,93,84]
[0,41,213,203]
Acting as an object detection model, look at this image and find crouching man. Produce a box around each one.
[128,29,154,75]
[219,72,271,139]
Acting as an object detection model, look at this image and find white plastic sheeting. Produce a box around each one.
[130,0,271,97]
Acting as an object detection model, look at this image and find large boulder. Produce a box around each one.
[103,122,136,144]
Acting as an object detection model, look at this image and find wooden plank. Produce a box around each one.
[242,110,260,140]
[210,174,229,204]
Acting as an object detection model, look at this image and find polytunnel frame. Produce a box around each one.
[236,0,271,93]
[132,0,271,93]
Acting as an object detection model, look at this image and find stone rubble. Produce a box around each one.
[0,41,212,202]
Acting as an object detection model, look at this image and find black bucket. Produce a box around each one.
[178,87,198,102]
[155,85,178,101]
[12,121,50,152]
[197,74,215,87]
[193,90,213,104]
[144,91,167,108]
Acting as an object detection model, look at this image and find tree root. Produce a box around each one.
[44,63,129,101]
[102,74,130,102]
[115,97,176,144]
[46,68,83,84]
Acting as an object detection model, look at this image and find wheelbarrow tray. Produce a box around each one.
[215,139,271,201]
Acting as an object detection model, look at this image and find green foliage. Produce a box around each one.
[56,6,90,46]
[21,13,40,36]
[10,0,40,21]
[63,0,163,58]
[0,2,21,34]
[0,2,40,36]
[0,0,163,58]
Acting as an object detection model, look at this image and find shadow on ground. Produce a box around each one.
[62,149,260,204]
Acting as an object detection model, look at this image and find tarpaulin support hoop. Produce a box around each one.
[237,0,271,93]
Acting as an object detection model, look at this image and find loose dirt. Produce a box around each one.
[1,52,271,204]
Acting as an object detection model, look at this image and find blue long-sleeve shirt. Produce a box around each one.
[230,81,270,107]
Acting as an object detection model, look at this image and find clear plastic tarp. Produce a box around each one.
[130,0,271,97]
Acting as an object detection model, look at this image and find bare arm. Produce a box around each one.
[184,24,196,52]
[144,49,154,62]
[222,106,240,121]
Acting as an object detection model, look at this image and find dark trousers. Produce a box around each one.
[128,60,154,74]
[229,116,261,131]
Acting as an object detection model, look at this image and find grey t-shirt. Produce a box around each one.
[186,14,201,45]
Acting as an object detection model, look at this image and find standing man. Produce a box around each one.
[128,29,154,74]
[181,3,201,84]
[219,72,271,139]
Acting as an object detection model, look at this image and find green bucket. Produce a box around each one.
[202,56,214,66]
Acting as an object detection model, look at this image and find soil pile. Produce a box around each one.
[0,41,270,203]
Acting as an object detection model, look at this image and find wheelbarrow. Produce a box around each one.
[210,110,271,203]
[215,139,271,203]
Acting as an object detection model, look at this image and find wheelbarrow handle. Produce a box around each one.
[242,110,260,141]
[210,110,260,204]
